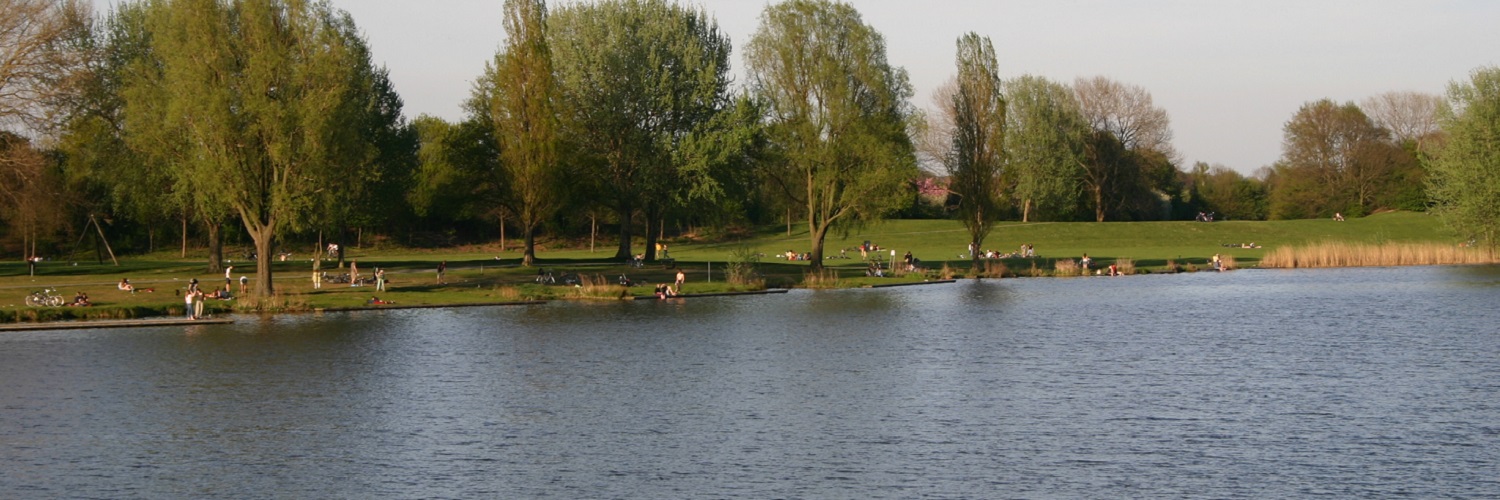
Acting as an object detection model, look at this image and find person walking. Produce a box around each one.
[312,252,322,289]
[437,261,446,284]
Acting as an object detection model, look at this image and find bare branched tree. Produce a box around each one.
[915,78,958,169]
[1360,91,1442,147]
[0,0,91,135]
[1073,75,1175,158]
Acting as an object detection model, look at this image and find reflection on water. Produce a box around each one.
[2,266,1498,498]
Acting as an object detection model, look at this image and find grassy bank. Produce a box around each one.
[0,211,1481,323]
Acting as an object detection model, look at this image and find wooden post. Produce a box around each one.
[91,215,120,266]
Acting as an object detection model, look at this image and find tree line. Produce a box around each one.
[2,0,1497,296]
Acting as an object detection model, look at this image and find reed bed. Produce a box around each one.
[1113,258,1136,275]
[1260,242,1497,268]
[569,274,631,299]
[234,292,308,313]
[970,260,1009,279]
[1053,259,1080,277]
[801,269,842,289]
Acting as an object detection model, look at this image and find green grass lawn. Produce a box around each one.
[0,211,1462,322]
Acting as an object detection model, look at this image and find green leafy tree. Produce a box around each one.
[1189,162,1267,221]
[548,0,732,261]
[942,33,1005,267]
[120,0,380,296]
[1426,66,1500,252]
[1272,99,1396,219]
[474,0,560,266]
[407,114,492,237]
[312,17,417,266]
[1000,75,1086,222]
[746,0,917,270]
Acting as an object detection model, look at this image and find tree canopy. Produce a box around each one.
[746,0,917,269]
[117,0,401,295]
[1426,66,1500,251]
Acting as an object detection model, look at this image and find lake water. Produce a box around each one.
[2,265,1498,498]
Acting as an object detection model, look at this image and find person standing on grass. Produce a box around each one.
[375,268,386,291]
[312,252,322,289]
[350,260,359,286]
[437,261,446,284]
[224,266,233,289]
[184,290,196,320]
[193,289,206,319]
[674,268,686,293]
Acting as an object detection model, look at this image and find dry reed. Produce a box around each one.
[802,269,841,289]
[569,274,631,299]
[234,293,309,313]
[1114,258,1135,275]
[1260,242,1498,268]
[970,260,1008,279]
[1053,259,1079,277]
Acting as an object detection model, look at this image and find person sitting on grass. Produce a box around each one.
[118,278,134,293]
[70,292,92,307]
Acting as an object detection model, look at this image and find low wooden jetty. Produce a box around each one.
[865,279,957,288]
[0,317,235,332]
[629,289,790,300]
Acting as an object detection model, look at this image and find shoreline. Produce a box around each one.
[8,261,1497,330]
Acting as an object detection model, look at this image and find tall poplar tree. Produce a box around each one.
[746,0,917,270]
[475,0,559,266]
[944,33,1005,268]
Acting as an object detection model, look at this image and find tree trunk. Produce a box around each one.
[613,201,633,260]
[522,224,536,266]
[206,222,224,273]
[1093,186,1106,222]
[1022,198,1033,223]
[807,221,829,271]
[249,226,275,297]
[643,204,659,262]
[181,215,188,258]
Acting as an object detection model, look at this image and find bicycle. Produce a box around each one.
[25,287,65,307]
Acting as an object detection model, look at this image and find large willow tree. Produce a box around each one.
[746,0,917,270]
[1001,75,1087,222]
[547,0,732,261]
[121,0,380,296]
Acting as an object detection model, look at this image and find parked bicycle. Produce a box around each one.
[25,287,65,307]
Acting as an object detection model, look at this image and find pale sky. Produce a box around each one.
[93,0,1500,174]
